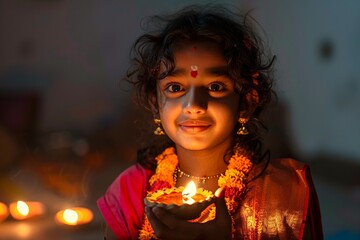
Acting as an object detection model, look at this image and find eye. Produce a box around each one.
[208,83,224,92]
[166,83,184,93]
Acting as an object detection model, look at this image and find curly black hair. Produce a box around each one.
[126,4,275,170]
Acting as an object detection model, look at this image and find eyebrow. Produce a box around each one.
[168,66,230,77]
[206,66,230,76]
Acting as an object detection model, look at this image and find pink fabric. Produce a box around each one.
[97,164,153,239]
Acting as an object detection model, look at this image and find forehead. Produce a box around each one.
[172,40,225,63]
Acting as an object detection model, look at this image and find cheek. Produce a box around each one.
[219,106,239,122]
[216,95,240,116]
[158,99,181,121]
[157,94,172,117]
[209,101,240,129]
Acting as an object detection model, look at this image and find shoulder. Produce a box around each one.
[105,163,153,200]
[248,158,312,213]
[267,158,307,174]
[261,158,309,186]
[248,158,311,204]
[117,163,153,182]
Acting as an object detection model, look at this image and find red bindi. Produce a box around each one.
[190,65,198,78]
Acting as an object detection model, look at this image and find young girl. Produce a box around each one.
[97,5,323,240]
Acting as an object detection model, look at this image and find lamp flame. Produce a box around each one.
[182,180,196,204]
[63,209,78,225]
[17,201,29,216]
[55,207,93,226]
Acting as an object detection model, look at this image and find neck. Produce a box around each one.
[175,143,231,177]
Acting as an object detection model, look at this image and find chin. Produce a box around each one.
[176,141,212,151]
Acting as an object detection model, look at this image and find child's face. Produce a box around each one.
[156,40,241,151]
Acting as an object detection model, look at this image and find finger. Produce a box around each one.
[213,189,232,236]
[151,206,178,230]
[214,188,229,219]
[145,206,170,237]
[214,198,229,219]
[147,207,204,240]
[215,187,224,198]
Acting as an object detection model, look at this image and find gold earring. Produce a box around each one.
[154,118,165,135]
[237,118,249,135]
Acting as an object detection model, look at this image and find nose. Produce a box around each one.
[183,86,207,114]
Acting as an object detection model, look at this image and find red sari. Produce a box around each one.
[97,159,323,239]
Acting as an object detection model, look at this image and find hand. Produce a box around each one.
[145,188,232,240]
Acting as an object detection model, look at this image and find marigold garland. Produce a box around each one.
[139,145,253,239]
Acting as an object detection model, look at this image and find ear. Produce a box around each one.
[238,89,259,122]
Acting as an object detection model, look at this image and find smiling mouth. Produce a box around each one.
[178,121,211,133]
